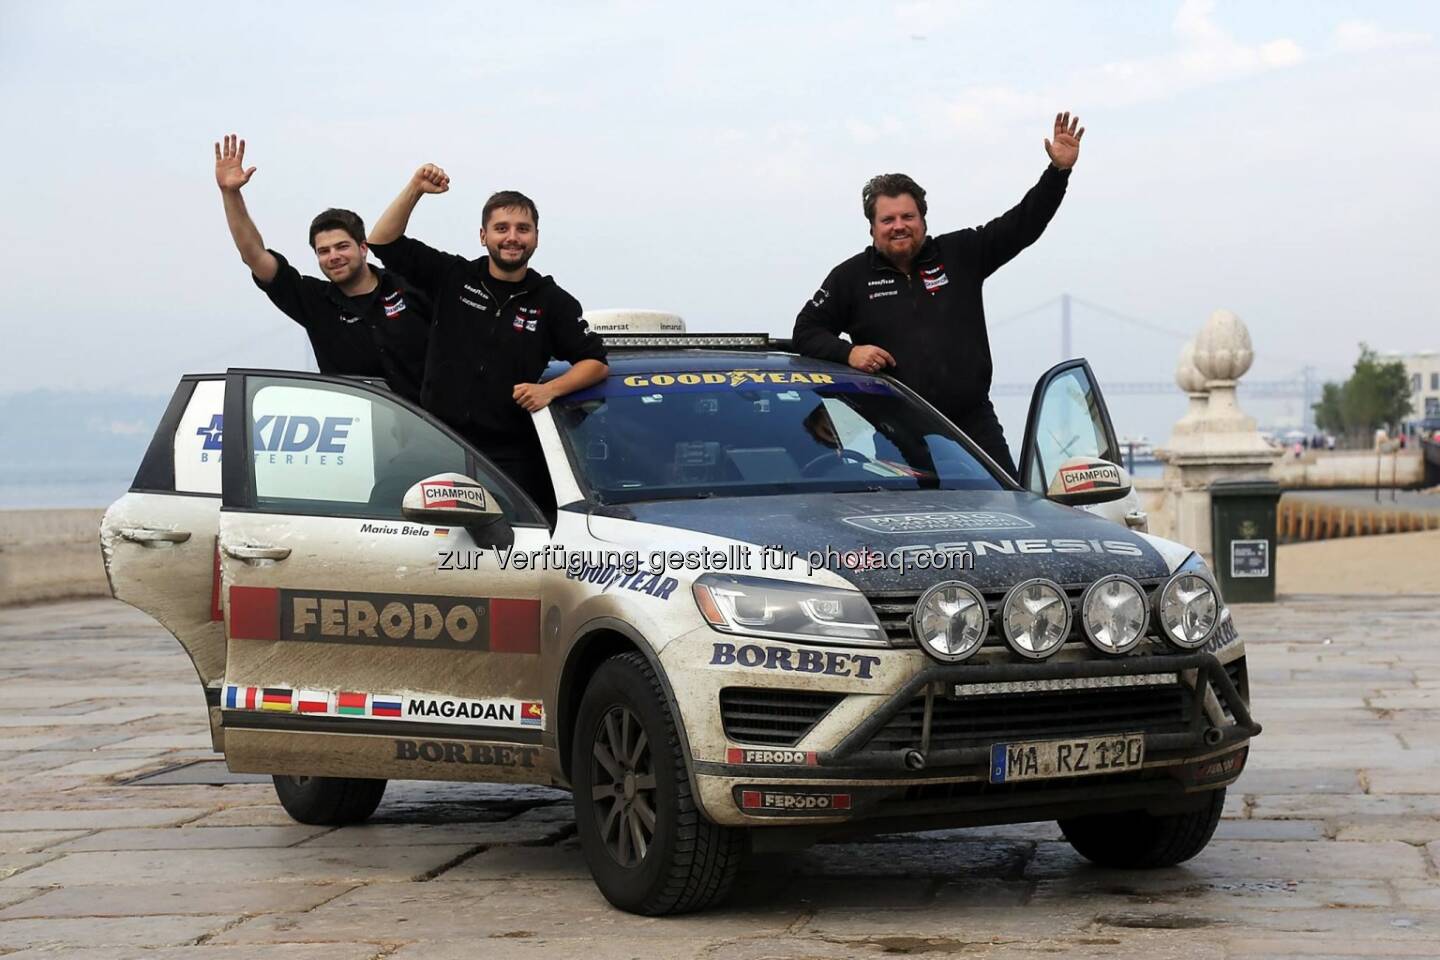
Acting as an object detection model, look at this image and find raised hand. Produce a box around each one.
[214,134,257,192]
[412,163,450,195]
[1044,112,1085,170]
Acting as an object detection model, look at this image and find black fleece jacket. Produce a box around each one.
[369,236,606,456]
[794,165,1070,424]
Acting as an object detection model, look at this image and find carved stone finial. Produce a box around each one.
[1175,339,1206,394]
[1193,309,1254,382]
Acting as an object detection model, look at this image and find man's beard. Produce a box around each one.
[488,243,534,271]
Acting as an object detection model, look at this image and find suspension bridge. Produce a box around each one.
[988,294,1320,432]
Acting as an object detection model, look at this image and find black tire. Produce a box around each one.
[272,774,387,825]
[1059,788,1225,868]
[572,651,745,915]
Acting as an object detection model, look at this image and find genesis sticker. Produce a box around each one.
[841,511,1035,534]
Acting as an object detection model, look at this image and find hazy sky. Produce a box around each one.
[2,0,1435,441]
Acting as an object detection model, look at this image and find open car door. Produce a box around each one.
[1017,359,1146,529]
[216,370,553,784]
[101,375,229,748]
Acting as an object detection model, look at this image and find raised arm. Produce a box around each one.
[975,112,1085,278]
[368,164,450,245]
[215,134,279,283]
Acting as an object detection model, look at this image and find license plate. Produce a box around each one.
[989,733,1144,784]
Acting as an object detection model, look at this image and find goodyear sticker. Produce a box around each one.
[569,370,893,402]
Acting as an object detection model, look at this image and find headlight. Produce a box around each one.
[1080,575,1148,656]
[1155,564,1219,650]
[692,574,886,647]
[1001,578,1071,660]
[912,581,988,663]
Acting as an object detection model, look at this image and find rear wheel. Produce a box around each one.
[572,652,745,915]
[272,775,387,825]
[1059,788,1225,868]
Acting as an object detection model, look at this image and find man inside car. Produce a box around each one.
[367,164,608,514]
[792,112,1085,479]
[214,134,431,402]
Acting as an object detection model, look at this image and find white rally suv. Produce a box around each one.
[102,318,1257,915]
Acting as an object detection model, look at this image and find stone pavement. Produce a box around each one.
[1,596,1438,959]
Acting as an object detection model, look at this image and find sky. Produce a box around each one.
[1,0,1436,443]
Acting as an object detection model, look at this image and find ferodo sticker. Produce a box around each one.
[227,586,540,653]
[1056,461,1122,494]
[726,747,817,766]
[738,789,851,813]
[420,479,489,511]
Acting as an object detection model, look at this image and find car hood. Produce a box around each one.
[594,489,1171,594]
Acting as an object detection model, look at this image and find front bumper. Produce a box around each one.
[693,651,1259,827]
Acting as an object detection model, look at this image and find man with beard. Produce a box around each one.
[368,164,607,514]
[793,113,1085,479]
[214,135,430,401]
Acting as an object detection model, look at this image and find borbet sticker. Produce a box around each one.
[726,747,817,766]
[1058,462,1122,494]
[739,789,852,812]
[394,739,540,768]
[420,479,489,512]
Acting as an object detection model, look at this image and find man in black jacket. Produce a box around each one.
[793,112,1085,479]
[367,164,607,514]
[214,135,431,402]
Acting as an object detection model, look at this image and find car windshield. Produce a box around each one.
[552,367,1005,504]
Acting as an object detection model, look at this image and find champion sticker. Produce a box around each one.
[420,480,488,512]
[1057,462,1122,494]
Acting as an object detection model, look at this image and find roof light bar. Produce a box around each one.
[601,333,773,348]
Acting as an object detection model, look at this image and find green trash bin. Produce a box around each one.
[1210,479,1281,603]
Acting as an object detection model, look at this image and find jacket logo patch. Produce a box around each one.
[867,289,899,300]
[383,291,407,318]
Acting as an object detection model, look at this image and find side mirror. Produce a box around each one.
[1046,457,1132,506]
[402,473,506,531]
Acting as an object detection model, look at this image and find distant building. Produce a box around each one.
[1386,349,1440,424]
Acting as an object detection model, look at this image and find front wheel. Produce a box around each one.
[572,651,745,915]
[1059,788,1225,868]
[272,774,387,825]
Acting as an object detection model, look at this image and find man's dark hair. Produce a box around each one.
[308,208,366,248]
[482,190,540,229]
[862,173,927,224]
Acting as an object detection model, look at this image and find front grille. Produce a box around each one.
[870,578,1168,649]
[866,682,1190,753]
[1219,657,1249,721]
[719,688,842,746]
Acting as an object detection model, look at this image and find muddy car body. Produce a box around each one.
[102,326,1258,914]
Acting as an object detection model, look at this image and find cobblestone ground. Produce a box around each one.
[0,596,1437,959]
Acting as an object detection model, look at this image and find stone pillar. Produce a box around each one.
[1155,310,1282,563]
